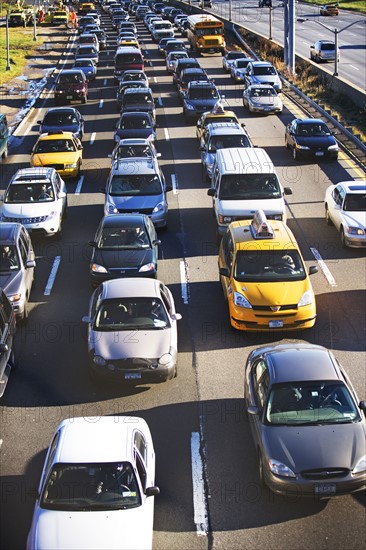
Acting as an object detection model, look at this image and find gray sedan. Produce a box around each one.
[244,343,366,497]
[82,278,181,383]
[242,84,283,114]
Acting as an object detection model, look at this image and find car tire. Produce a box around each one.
[325,205,333,225]
[340,227,347,248]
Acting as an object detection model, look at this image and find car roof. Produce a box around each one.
[45,107,78,115]
[10,167,57,182]
[55,416,150,463]
[118,138,151,145]
[230,217,297,251]
[123,87,152,95]
[38,131,75,140]
[0,222,21,242]
[111,157,157,175]
[206,122,244,135]
[338,181,366,193]
[101,213,148,227]
[251,61,273,66]
[59,69,85,75]
[102,277,161,300]
[120,111,152,119]
[296,118,326,125]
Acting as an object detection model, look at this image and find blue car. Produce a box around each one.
[37,107,84,139]
[72,58,97,81]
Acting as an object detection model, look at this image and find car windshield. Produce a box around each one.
[297,123,331,136]
[182,73,208,86]
[74,60,94,67]
[253,66,276,76]
[219,173,281,200]
[250,87,276,97]
[77,47,96,55]
[109,174,162,196]
[34,139,76,153]
[59,74,83,84]
[189,87,219,100]
[234,249,306,282]
[5,183,54,203]
[98,226,150,249]
[207,134,250,152]
[0,245,20,272]
[114,144,153,158]
[119,116,152,130]
[94,297,170,330]
[43,112,78,125]
[40,462,141,511]
[266,381,361,425]
[343,193,366,212]
[122,72,145,81]
[236,59,250,68]
[123,94,153,107]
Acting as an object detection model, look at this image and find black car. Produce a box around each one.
[37,108,84,139]
[54,69,88,105]
[0,288,16,398]
[172,57,201,87]
[88,214,161,285]
[114,112,157,143]
[285,118,339,161]
[120,88,156,123]
[177,68,209,101]
[116,81,149,110]
[183,81,221,122]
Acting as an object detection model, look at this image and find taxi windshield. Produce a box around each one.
[234,249,306,282]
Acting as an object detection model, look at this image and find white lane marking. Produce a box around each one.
[99,99,104,108]
[164,127,170,141]
[180,260,189,304]
[44,256,61,296]
[154,76,158,83]
[0,439,3,450]
[74,175,84,195]
[158,96,163,106]
[171,173,178,195]
[191,432,209,536]
[349,65,359,71]
[90,132,96,144]
[103,78,107,86]
[310,248,337,287]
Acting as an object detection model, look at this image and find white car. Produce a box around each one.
[165,50,189,72]
[230,57,254,82]
[26,416,160,550]
[222,51,247,72]
[0,167,67,239]
[324,181,366,248]
[242,84,283,114]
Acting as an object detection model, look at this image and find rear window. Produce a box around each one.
[115,53,143,67]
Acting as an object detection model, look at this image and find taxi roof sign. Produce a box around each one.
[250,210,275,239]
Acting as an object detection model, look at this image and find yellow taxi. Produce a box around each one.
[78,2,95,15]
[218,210,318,331]
[196,102,242,141]
[30,132,83,179]
[117,38,140,49]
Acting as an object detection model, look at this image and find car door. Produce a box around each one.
[19,229,35,300]
[219,230,234,300]
[329,184,344,229]
[146,217,159,266]
[248,358,270,447]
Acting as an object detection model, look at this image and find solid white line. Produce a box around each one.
[349,65,359,71]
[74,175,84,195]
[99,99,104,108]
[164,127,170,141]
[44,256,61,296]
[180,260,189,304]
[158,97,163,107]
[191,432,208,536]
[103,78,107,86]
[310,248,337,287]
[154,76,158,83]
[0,439,3,450]
[90,132,96,144]
[171,173,178,195]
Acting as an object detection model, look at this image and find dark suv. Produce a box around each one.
[54,69,88,105]
[0,288,16,398]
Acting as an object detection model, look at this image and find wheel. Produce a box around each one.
[325,205,332,225]
[340,227,347,248]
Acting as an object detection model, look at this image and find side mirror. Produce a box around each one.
[0,343,9,353]
[82,315,91,323]
[108,153,112,158]
[308,266,318,275]
[156,152,161,158]
[284,187,292,195]
[153,239,161,246]
[359,400,366,411]
[88,240,97,247]
[247,405,259,416]
[145,486,160,497]
[37,120,42,124]
[219,266,230,277]
[58,191,66,199]
[172,313,182,321]
[78,144,83,150]
[26,260,36,269]
[199,146,205,152]
[207,188,215,197]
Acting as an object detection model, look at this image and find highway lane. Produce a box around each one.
[1,8,366,550]
[205,0,366,88]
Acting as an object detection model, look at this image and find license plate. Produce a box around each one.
[124,372,141,380]
[315,151,324,156]
[315,483,336,495]
[66,96,73,100]
[269,320,283,328]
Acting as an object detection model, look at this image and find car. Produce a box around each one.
[244,61,282,92]
[92,28,107,50]
[166,50,189,73]
[182,80,221,122]
[88,213,161,285]
[177,68,210,101]
[196,104,242,141]
[172,57,201,87]
[118,38,140,49]
[101,157,171,227]
[30,132,83,179]
[218,210,317,331]
[77,32,100,52]
[244,342,366,497]
[0,167,67,239]
[258,0,272,6]
[116,81,149,110]
[222,50,247,72]
[0,223,35,322]
[109,138,161,163]
[157,37,175,56]
[82,278,181,382]
[310,39,340,62]
[324,181,366,248]
[320,3,339,15]
[72,58,97,81]
[37,107,84,139]
[0,288,16,397]
[26,415,160,550]
[74,44,99,65]
[116,32,138,45]
[120,88,157,123]
[151,20,174,42]
[242,84,283,114]
[114,112,157,143]
[119,21,138,34]
[54,69,88,105]
[164,39,187,57]
[200,122,252,181]
[83,23,101,35]
[285,118,339,161]
[78,2,95,15]
[121,70,149,86]
[230,57,254,82]
[87,9,101,25]
[77,15,96,34]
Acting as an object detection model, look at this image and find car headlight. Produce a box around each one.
[139,263,155,272]
[346,226,364,235]
[153,201,166,214]
[65,163,78,169]
[295,143,310,150]
[269,459,296,478]
[298,290,314,307]
[185,103,195,111]
[93,355,106,366]
[328,144,339,151]
[159,353,173,366]
[234,292,252,309]
[107,204,118,214]
[8,293,22,303]
[352,456,366,474]
[91,263,107,273]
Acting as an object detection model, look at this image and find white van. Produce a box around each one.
[207,147,292,236]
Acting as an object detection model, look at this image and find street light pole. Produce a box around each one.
[33,5,37,41]
[269,6,272,41]
[6,13,11,71]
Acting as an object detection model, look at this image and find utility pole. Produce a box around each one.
[284,0,295,74]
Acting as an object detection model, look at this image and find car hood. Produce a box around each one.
[109,195,163,211]
[56,83,86,92]
[31,506,153,550]
[40,123,80,134]
[296,135,336,147]
[31,152,78,165]
[0,270,23,296]
[2,202,56,217]
[217,197,285,217]
[92,248,153,269]
[251,75,280,87]
[341,211,366,228]
[237,280,312,306]
[93,328,171,359]
[263,421,366,472]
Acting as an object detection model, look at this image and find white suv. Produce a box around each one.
[0,167,67,240]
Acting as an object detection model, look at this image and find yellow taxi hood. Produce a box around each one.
[32,152,78,165]
[233,279,313,306]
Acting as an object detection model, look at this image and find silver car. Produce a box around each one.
[244,343,366,497]
[242,84,283,114]
[0,223,35,322]
[82,278,182,383]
